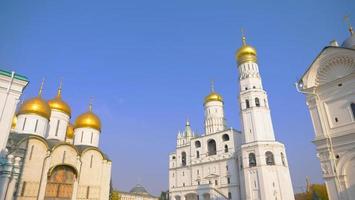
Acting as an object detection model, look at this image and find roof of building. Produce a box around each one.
[0,69,28,81]
[115,184,158,199]
[6,133,110,161]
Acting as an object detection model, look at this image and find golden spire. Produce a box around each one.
[241,28,247,46]
[345,15,354,35]
[211,80,215,92]
[57,79,62,97]
[89,97,93,112]
[38,78,45,97]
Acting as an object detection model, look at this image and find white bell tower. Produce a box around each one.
[236,33,295,200]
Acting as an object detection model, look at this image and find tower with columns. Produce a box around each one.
[236,34,294,200]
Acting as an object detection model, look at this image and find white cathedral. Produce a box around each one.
[169,35,295,200]
[0,72,112,200]
[297,25,355,199]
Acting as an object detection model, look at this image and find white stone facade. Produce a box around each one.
[169,38,295,200]
[298,31,355,200]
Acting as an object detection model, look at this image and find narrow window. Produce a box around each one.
[281,152,286,166]
[255,98,260,107]
[183,183,185,187]
[55,120,60,136]
[249,153,256,167]
[34,119,39,132]
[246,99,250,108]
[182,152,186,166]
[228,192,232,199]
[81,131,84,142]
[22,118,27,130]
[196,151,200,158]
[29,145,34,160]
[227,177,231,184]
[197,169,199,175]
[90,132,94,144]
[198,181,200,185]
[182,171,184,176]
[86,186,90,198]
[351,103,355,119]
[215,180,218,185]
[335,117,339,123]
[224,145,228,153]
[195,141,201,148]
[265,151,275,165]
[21,182,27,196]
[90,155,93,168]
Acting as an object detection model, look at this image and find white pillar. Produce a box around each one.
[0,155,14,200]
[0,71,28,152]
[5,157,21,200]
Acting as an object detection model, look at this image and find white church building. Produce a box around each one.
[0,70,112,200]
[169,35,295,200]
[297,25,355,200]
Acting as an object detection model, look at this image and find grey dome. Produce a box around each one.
[342,33,355,49]
[129,184,149,195]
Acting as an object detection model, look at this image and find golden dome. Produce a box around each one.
[66,123,74,139]
[74,105,101,131]
[11,115,17,129]
[204,92,223,104]
[48,87,71,117]
[18,97,51,119]
[236,36,257,64]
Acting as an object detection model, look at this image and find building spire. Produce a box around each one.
[186,118,190,126]
[241,28,247,46]
[89,97,93,112]
[38,78,45,97]
[211,80,215,92]
[57,79,63,97]
[344,15,354,35]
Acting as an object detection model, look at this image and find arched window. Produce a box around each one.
[196,151,200,158]
[208,140,217,156]
[249,153,256,167]
[181,152,186,166]
[224,145,228,153]
[255,98,260,107]
[281,152,286,166]
[222,134,230,141]
[172,156,176,160]
[351,103,355,119]
[246,100,250,109]
[265,151,275,165]
[195,141,201,148]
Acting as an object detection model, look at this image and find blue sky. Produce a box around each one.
[0,0,354,195]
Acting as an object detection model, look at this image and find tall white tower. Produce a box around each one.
[0,70,28,152]
[204,82,227,135]
[236,34,295,200]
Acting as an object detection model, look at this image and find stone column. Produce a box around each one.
[5,156,21,200]
[0,155,14,200]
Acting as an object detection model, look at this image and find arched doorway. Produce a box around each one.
[44,165,77,200]
[185,193,198,200]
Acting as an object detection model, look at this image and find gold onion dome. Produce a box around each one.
[11,115,17,129]
[66,123,74,139]
[18,80,51,119]
[74,104,101,131]
[204,81,223,104]
[236,35,257,64]
[48,84,71,117]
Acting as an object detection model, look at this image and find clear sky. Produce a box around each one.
[0,0,354,196]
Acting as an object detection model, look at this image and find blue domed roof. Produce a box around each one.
[129,184,149,195]
[342,33,355,49]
